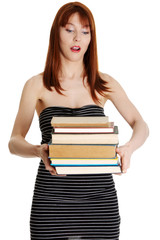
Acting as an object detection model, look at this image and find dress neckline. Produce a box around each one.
[39,104,104,118]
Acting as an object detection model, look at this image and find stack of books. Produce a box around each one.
[48,116,121,174]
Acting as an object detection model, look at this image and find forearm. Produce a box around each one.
[8,135,40,158]
[126,119,149,153]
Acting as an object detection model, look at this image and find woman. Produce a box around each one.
[8,2,149,240]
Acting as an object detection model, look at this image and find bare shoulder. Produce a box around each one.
[23,73,43,98]
[25,73,43,90]
[99,71,121,89]
[99,71,126,99]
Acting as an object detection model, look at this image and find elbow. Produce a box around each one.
[132,119,149,139]
[141,119,149,139]
[145,121,150,139]
[8,138,15,155]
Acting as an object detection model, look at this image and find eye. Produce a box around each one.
[82,28,90,35]
[66,29,74,33]
[82,31,90,35]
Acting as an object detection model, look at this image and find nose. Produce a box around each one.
[74,31,81,42]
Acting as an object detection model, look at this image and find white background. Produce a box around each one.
[1,0,160,239]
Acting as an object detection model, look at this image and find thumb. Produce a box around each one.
[44,144,49,151]
[116,147,123,157]
[116,147,120,153]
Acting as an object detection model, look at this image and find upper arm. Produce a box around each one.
[10,75,41,138]
[102,73,143,128]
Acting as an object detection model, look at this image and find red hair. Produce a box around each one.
[43,1,109,104]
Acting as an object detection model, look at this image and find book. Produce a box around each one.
[49,144,117,158]
[51,116,109,127]
[49,116,121,174]
[54,165,122,174]
[53,122,114,133]
[50,156,119,166]
[52,126,118,144]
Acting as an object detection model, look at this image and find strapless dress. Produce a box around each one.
[30,105,120,240]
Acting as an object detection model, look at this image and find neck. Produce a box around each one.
[59,55,85,80]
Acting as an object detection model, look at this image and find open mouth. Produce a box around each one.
[70,46,81,53]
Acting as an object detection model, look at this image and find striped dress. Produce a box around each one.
[30,105,120,240]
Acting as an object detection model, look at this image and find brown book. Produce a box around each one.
[52,126,118,144]
[49,144,117,158]
[51,116,109,127]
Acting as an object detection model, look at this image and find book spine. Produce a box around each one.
[55,166,122,174]
[51,164,119,166]
[49,144,117,158]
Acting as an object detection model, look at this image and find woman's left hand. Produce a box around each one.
[116,144,133,173]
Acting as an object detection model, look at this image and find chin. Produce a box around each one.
[66,55,84,62]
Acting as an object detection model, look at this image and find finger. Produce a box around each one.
[122,169,127,173]
[46,165,56,173]
[45,160,56,171]
[114,172,123,176]
[44,144,49,151]
[121,159,128,173]
[118,155,125,173]
[49,168,58,175]
[49,166,66,177]
[50,170,57,176]
[116,147,120,152]
[116,148,124,159]
[115,148,120,155]
[57,174,67,177]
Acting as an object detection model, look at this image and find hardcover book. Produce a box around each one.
[49,116,121,174]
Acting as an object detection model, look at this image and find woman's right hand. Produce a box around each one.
[38,144,58,175]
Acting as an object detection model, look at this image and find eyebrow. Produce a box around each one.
[66,23,90,28]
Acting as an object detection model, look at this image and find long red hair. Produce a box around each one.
[43,1,109,104]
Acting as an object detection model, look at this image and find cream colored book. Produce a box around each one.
[50,156,119,165]
[53,122,114,133]
[52,126,118,144]
[51,116,109,127]
[55,165,122,174]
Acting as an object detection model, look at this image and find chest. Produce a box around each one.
[46,81,97,101]
[37,80,105,115]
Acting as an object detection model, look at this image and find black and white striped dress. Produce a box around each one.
[30,105,120,240]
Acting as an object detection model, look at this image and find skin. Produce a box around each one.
[8,13,149,176]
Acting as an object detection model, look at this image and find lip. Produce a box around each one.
[70,46,81,53]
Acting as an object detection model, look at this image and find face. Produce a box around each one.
[59,13,91,62]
